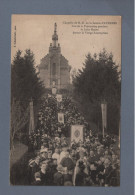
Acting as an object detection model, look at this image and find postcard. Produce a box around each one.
[10,15,121,186]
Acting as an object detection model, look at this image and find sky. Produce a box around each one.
[11,15,121,71]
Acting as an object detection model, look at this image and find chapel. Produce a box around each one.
[38,23,71,89]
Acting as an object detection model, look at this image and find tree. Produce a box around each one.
[73,49,121,135]
[11,49,44,107]
[70,67,78,83]
[10,99,29,150]
[11,49,44,148]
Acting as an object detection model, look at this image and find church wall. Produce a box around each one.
[60,69,70,88]
[40,54,49,68]
[49,51,61,87]
[60,55,71,88]
[39,69,50,88]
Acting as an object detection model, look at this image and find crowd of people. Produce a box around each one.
[27,94,120,186]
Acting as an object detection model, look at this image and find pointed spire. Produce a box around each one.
[52,23,58,40]
[52,23,58,47]
[54,23,57,34]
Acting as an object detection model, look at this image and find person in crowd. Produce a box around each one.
[104,158,113,186]
[63,170,73,184]
[32,172,42,185]
[34,161,50,185]
[105,163,120,186]
[30,156,41,182]
[53,164,64,186]
[96,160,105,186]
[60,150,75,171]
[47,158,58,185]
[88,150,97,163]
[52,148,60,164]
[27,155,41,184]
[75,161,89,186]
[70,148,77,164]
[59,145,68,162]
[40,148,48,161]
[89,162,98,186]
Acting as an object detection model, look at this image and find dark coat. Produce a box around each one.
[75,171,87,186]
[53,172,64,186]
[60,157,75,170]
[90,170,98,184]
[63,173,72,183]
[104,166,113,185]
[37,170,50,185]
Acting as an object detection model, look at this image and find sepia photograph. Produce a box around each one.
[10,15,121,186]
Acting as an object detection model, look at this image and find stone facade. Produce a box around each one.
[38,23,71,89]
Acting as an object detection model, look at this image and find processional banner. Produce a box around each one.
[71,125,83,143]
[58,113,64,123]
[56,94,62,102]
[52,87,57,95]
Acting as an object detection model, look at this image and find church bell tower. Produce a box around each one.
[38,23,71,90]
[49,23,61,89]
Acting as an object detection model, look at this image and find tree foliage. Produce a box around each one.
[11,49,44,147]
[73,49,121,134]
[11,49,44,107]
[10,99,29,149]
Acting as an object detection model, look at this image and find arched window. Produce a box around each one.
[52,63,56,75]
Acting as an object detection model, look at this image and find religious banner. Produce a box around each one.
[58,113,64,123]
[71,125,83,143]
[101,102,107,137]
[29,100,35,135]
[56,94,62,102]
[52,87,57,95]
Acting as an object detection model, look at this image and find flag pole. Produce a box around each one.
[101,99,107,138]
[103,126,105,138]
[29,98,35,135]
